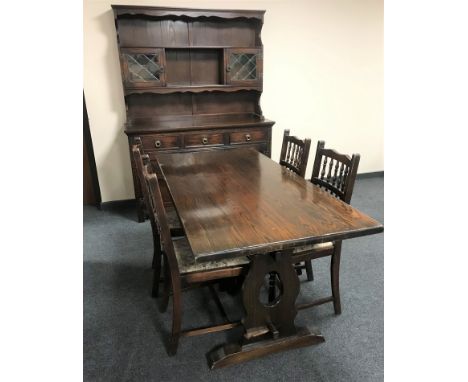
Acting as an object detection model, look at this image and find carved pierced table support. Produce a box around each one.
[207,251,325,369]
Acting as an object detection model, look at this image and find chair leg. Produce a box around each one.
[151,245,157,269]
[295,263,303,275]
[151,223,160,269]
[304,260,314,281]
[168,277,182,356]
[152,259,161,298]
[168,333,180,356]
[159,257,171,313]
[331,243,342,315]
[152,249,163,298]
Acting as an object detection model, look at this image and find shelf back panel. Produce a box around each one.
[126,91,259,118]
[165,49,223,86]
[118,18,190,47]
[190,19,260,47]
[165,49,191,85]
[192,91,258,114]
[127,93,193,117]
[117,17,260,48]
[189,49,223,85]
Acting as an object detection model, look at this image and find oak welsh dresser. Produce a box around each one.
[112,5,275,221]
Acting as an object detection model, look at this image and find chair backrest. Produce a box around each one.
[279,129,312,178]
[133,147,183,298]
[310,140,360,204]
[132,145,183,279]
[131,145,156,226]
[144,161,182,279]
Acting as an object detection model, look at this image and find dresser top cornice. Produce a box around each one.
[111,5,265,21]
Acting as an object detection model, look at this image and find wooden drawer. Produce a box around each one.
[230,129,267,144]
[184,132,224,148]
[140,134,181,151]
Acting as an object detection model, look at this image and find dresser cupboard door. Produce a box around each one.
[225,48,263,86]
[120,48,166,87]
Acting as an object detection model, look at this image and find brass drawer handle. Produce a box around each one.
[155,140,161,148]
[245,134,251,142]
[202,137,208,145]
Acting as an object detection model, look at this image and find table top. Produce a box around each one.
[158,148,383,262]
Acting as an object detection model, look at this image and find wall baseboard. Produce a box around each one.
[100,198,137,210]
[356,171,384,179]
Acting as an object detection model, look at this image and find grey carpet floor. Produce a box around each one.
[84,176,384,382]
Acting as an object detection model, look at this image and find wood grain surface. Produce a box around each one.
[158,148,383,261]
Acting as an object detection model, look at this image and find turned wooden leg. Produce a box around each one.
[331,242,342,315]
[304,260,314,281]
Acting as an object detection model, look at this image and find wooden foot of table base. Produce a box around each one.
[207,327,325,369]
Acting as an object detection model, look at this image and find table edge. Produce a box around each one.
[193,224,384,262]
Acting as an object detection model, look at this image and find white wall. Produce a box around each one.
[84,0,383,202]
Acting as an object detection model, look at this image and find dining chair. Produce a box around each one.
[132,146,183,298]
[294,140,360,314]
[279,129,312,178]
[140,154,251,355]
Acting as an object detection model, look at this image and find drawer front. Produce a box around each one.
[141,134,181,151]
[230,129,267,144]
[184,132,224,148]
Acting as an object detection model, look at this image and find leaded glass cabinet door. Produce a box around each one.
[225,48,263,86]
[121,48,166,87]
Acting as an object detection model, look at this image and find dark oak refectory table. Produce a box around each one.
[157,148,383,368]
